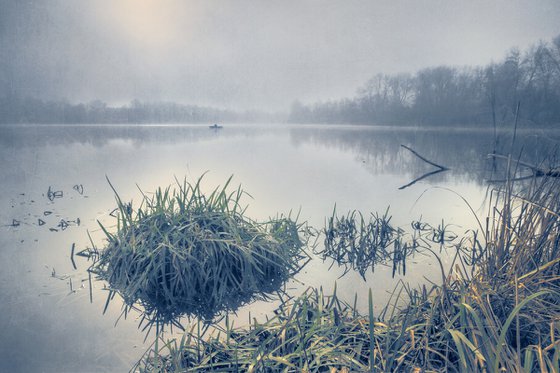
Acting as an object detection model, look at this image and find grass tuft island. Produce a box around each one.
[91,176,310,326]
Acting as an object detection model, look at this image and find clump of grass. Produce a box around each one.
[373,173,560,372]
[91,176,310,326]
[135,286,376,372]
[441,173,560,371]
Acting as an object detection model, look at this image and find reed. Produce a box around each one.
[135,169,560,372]
[318,207,457,280]
[135,286,376,372]
[318,207,402,279]
[371,173,560,371]
[91,176,311,328]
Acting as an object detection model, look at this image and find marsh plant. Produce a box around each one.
[91,176,311,328]
[136,170,560,372]
[135,286,377,372]
[318,207,458,280]
[319,207,403,279]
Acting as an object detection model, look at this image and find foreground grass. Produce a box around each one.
[134,173,560,372]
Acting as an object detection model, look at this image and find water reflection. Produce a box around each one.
[0,124,556,372]
[3,124,556,185]
[289,125,560,185]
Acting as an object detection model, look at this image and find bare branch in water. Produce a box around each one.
[399,145,449,189]
[488,153,560,181]
[398,168,448,190]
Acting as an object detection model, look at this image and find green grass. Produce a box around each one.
[134,286,375,372]
[133,169,560,372]
[318,207,402,279]
[81,160,560,372]
[91,175,311,328]
[318,206,458,280]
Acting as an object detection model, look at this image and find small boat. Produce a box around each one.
[209,124,223,129]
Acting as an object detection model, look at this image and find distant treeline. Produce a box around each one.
[0,98,278,124]
[289,35,560,127]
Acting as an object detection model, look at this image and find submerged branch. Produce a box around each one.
[488,153,560,180]
[401,144,449,171]
[398,168,448,190]
[399,145,449,189]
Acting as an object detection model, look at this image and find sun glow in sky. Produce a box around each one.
[100,0,193,48]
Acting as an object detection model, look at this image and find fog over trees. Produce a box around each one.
[0,97,280,124]
[289,35,560,127]
[1,35,559,126]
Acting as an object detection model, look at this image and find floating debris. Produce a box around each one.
[47,186,63,202]
[76,247,99,259]
[66,218,80,226]
[44,211,53,216]
[109,203,132,217]
[88,271,93,303]
[57,219,69,230]
[73,184,84,195]
[49,228,58,232]
[411,219,457,248]
[70,243,77,270]
[38,219,46,226]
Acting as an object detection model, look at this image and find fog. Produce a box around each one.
[1,0,559,111]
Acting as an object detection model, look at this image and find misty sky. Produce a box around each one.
[1,0,559,111]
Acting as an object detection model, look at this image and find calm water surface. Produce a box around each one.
[0,124,556,372]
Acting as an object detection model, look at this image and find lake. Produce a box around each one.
[0,123,556,372]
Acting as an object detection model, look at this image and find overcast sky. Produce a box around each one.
[1,0,559,111]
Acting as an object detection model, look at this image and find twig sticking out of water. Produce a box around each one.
[70,243,77,270]
[488,153,560,182]
[401,144,449,170]
[399,145,449,189]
